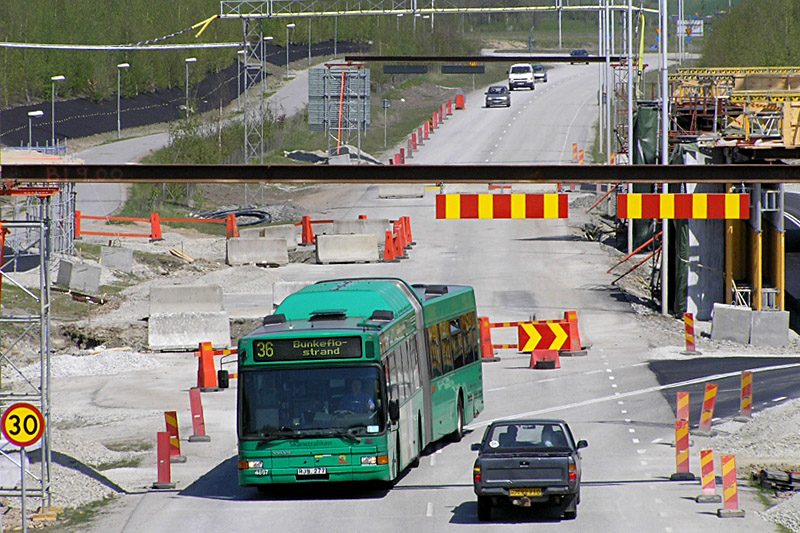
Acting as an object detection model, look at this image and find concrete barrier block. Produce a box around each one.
[750,310,789,347]
[238,227,265,239]
[315,234,378,264]
[56,260,101,293]
[263,225,300,249]
[711,303,751,345]
[332,219,391,246]
[100,246,134,273]
[378,185,424,198]
[148,311,231,351]
[150,285,223,314]
[226,238,289,266]
[273,281,314,308]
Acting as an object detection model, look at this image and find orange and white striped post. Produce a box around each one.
[738,370,753,419]
[696,449,722,503]
[572,143,578,162]
[682,313,701,354]
[670,420,695,480]
[676,391,690,422]
[717,455,745,517]
[164,411,187,463]
[697,383,718,434]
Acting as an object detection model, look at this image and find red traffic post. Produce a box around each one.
[165,411,187,463]
[226,214,239,239]
[717,455,745,518]
[417,126,424,145]
[423,121,430,139]
[697,383,718,435]
[74,210,82,238]
[736,370,753,421]
[406,138,413,158]
[188,387,211,443]
[670,420,695,481]
[300,215,315,245]
[358,214,368,220]
[402,216,415,245]
[447,99,453,115]
[150,213,163,241]
[479,317,499,362]
[411,133,418,151]
[559,311,587,356]
[696,450,722,503]
[394,153,401,165]
[676,391,690,423]
[152,432,176,489]
[572,143,578,163]
[530,350,560,370]
[682,313,701,354]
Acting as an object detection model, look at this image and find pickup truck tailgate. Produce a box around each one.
[482,454,569,486]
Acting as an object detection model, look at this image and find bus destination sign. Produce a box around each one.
[253,337,362,362]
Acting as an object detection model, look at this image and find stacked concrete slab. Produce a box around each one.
[332,219,390,246]
[711,303,789,347]
[315,234,378,264]
[148,284,230,350]
[56,260,101,293]
[226,237,289,266]
[238,225,299,249]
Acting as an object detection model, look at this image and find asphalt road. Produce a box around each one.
[78,61,784,532]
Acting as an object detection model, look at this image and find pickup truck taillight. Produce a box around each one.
[473,466,481,483]
[568,457,577,481]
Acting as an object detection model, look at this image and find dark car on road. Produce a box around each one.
[485,85,511,108]
[472,419,587,521]
[532,64,548,83]
[570,49,590,64]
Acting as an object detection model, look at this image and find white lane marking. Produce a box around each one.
[632,438,639,444]
[426,502,433,517]
[652,438,663,444]
[628,428,636,433]
[584,370,603,375]
[773,396,787,402]
[637,449,647,455]
[617,401,624,405]
[539,378,557,383]
[621,409,628,414]
[641,461,649,466]
[467,361,800,430]
[611,384,618,388]
[665,527,674,533]
[631,362,648,367]
[624,419,631,423]
[609,376,615,381]
[654,497,662,503]
[430,454,436,466]
[606,368,613,373]
[487,387,507,392]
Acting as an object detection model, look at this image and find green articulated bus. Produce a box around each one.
[237,277,484,488]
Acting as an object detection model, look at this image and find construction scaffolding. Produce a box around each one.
[309,64,371,159]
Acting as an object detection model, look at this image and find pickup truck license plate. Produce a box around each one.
[509,488,542,497]
[297,467,327,476]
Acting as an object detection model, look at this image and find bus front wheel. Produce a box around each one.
[450,396,464,442]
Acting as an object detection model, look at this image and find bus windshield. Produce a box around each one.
[239,366,384,440]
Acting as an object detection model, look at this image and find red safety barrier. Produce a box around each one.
[478,317,499,361]
[188,387,211,443]
[739,371,753,419]
[152,431,176,489]
[717,455,745,517]
[411,133,417,151]
[455,93,465,110]
[698,383,718,433]
[423,121,430,139]
[417,126,424,145]
[447,99,453,115]
[683,313,698,353]
[383,231,397,262]
[394,153,400,165]
[432,112,438,129]
[561,311,585,355]
[392,231,404,260]
[164,411,186,463]
[358,214,368,220]
[402,216,415,245]
[579,150,585,165]
[75,210,230,241]
[676,391,690,422]
[400,147,406,165]
[393,221,408,252]
[195,342,236,391]
[530,350,560,370]
[696,449,722,503]
[226,214,239,239]
[670,420,695,481]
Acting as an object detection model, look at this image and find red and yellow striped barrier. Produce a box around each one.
[740,371,753,418]
[671,420,694,480]
[617,193,750,219]
[696,449,723,503]
[164,411,186,463]
[677,391,690,422]
[435,193,568,219]
[698,383,718,433]
[683,313,697,353]
[717,455,745,517]
[518,322,569,352]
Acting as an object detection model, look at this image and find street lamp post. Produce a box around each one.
[117,63,130,139]
[286,23,296,79]
[27,110,44,148]
[185,57,197,119]
[308,21,312,66]
[50,75,65,148]
[397,13,403,32]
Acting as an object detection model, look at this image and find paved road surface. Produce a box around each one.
[79,58,781,533]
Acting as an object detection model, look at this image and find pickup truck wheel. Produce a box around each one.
[477,496,492,521]
[563,494,578,519]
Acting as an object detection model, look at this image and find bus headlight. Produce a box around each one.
[361,456,377,466]
[239,460,263,470]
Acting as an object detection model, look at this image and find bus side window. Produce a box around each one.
[462,312,478,364]
[388,353,400,402]
[427,326,442,378]
[397,343,409,402]
[408,339,421,391]
[451,318,465,369]
[439,322,454,374]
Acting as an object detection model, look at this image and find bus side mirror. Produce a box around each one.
[218,370,230,389]
[388,400,400,422]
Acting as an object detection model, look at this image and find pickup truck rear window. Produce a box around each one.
[485,423,570,451]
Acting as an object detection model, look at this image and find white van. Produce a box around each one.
[508,64,535,91]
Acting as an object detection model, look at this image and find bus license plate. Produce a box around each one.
[297,467,327,476]
[509,488,542,497]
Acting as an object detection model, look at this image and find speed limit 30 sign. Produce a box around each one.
[1,403,45,448]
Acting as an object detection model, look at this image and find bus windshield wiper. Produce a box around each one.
[314,428,361,443]
[258,426,301,442]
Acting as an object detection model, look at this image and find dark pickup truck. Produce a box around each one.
[471,419,587,521]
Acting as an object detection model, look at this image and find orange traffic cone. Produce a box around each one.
[383,231,397,262]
